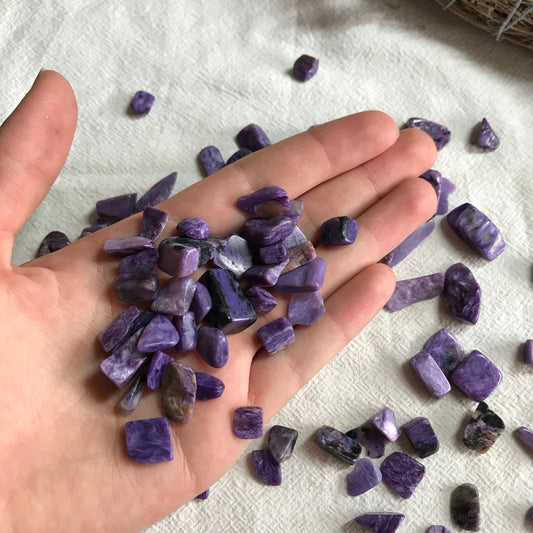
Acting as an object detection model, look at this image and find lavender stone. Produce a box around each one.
[236,186,289,215]
[438,176,455,215]
[96,193,136,220]
[293,54,319,82]
[245,286,277,314]
[388,220,435,267]
[37,231,71,257]
[320,216,358,246]
[463,402,504,453]
[119,248,159,274]
[424,328,465,376]
[476,118,500,150]
[285,226,308,248]
[177,218,210,240]
[125,417,173,464]
[146,351,174,390]
[242,259,289,287]
[450,350,502,401]
[140,206,169,241]
[282,240,317,274]
[151,277,196,316]
[403,417,439,458]
[135,172,177,212]
[197,326,229,368]
[137,314,180,352]
[257,317,295,355]
[442,263,481,325]
[251,449,282,486]
[227,148,252,164]
[524,339,533,364]
[190,283,212,323]
[233,406,263,439]
[371,407,401,442]
[130,91,155,114]
[157,241,200,278]
[381,451,425,499]
[199,145,225,176]
[212,234,254,278]
[273,257,326,293]
[268,425,298,463]
[314,425,361,464]
[409,350,451,399]
[236,124,271,152]
[259,241,289,264]
[447,203,505,261]
[161,361,196,423]
[119,373,146,413]
[346,458,382,496]
[103,236,154,257]
[427,527,450,533]
[172,312,198,352]
[450,483,480,531]
[385,273,444,312]
[195,372,225,400]
[288,292,325,325]
[346,426,386,459]
[98,305,140,352]
[354,513,405,533]
[516,426,533,450]
[243,216,296,246]
[407,117,451,150]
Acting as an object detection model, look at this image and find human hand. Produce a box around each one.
[0,71,437,533]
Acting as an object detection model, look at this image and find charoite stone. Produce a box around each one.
[137,314,180,352]
[242,259,289,287]
[237,186,289,215]
[314,425,361,464]
[516,426,533,450]
[424,328,465,376]
[273,257,326,293]
[407,117,451,150]
[190,282,212,323]
[129,310,156,335]
[160,361,196,423]
[197,326,229,368]
[409,350,451,399]
[346,458,382,496]
[256,317,295,355]
[320,216,358,246]
[172,312,198,352]
[354,513,405,533]
[157,240,200,278]
[282,240,317,274]
[293,54,319,82]
[438,176,455,215]
[98,305,140,352]
[151,277,196,316]
[268,425,298,463]
[146,351,174,390]
[135,172,177,212]
[387,220,435,267]
[380,451,425,499]
[125,417,172,464]
[259,241,289,264]
[524,339,533,364]
[245,286,277,314]
[199,145,225,176]
[371,407,401,442]
[285,226,307,248]
[36,231,71,257]
[251,449,282,486]
[346,426,386,459]
[114,272,159,302]
[233,406,263,439]
[403,417,439,458]
[242,216,296,246]
[227,148,251,164]
[80,220,110,237]
[177,218,210,239]
[96,193,136,220]
[427,527,450,533]
[212,234,254,278]
[103,236,154,257]
[447,203,505,261]
[236,124,271,152]
[288,292,325,325]
[450,483,480,531]
[386,273,444,312]
[140,206,169,241]
[255,199,304,220]
[119,373,146,413]
[119,248,159,274]
[195,372,225,400]
[420,169,441,213]
[442,263,481,325]
[463,402,504,453]
[195,489,210,500]
[477,118,500,150]
[130,90,155,114]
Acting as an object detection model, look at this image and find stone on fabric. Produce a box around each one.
[227,148,252,164]
[242,259,289,287]
[516,426,533,450]
[442,263,481,325]
[161,361,196,423]
[130,91,155,114]
[285,226,308,248]
[259,241,289,264]
[354,513,405,533]
[195,489,210,500]
[245,286,277,314]
[424,328,465,376]
[380,451,425,499]
[273,257,326,293]
[140,206,169,241]
[151,277,196,316]
[403,417,439,458]
[103,236,154,257]
[524,339,533,364]
[199,268,257,334]
[236,124,271,152]
[314,426,362,464]
[371,407,401,442]
[137,314,180,352]
[388,220,435,267]
[236,186,289,215]
[119,248,159,274]
[212,234,254,279]
[450,350,502,401]
[293,54,319,82]
[190,283,212,323]
[385,273,444,312]
[199,145,225,176]
[197,326,229,368]
[37,231,71,257]
[450,483,480,531]
[177,218,210,239]
[195,372,225,400]
[407,117,451,150]
[463,402,505,453]
[251,449,282,486]
[268,425,298,463]
[146,351,174,390]
[119,373,146,413]
[172,312,198,352]
[98,305,140,352]
[80,220,111,237]
[256,317,295,355]
[233,406,263,439]
[438,176,455,215]
[346,426,386,458]
[447,203,505,261]
[125,417,173,464]
[409,350,451,399]
[282,240,317,274]
[243,216,297,246]
[288,292,325,325]
[320,216,358,246]
[96,193,137,220]
[135,172,177,212]
[427,527,450,533]
[157,241,200,278]
[476,118,500,150]
[346,458,382,496]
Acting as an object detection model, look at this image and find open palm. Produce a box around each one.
[0,71,437,533]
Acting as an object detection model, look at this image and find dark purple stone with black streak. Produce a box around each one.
[140,206,169,241]
[442,263,481,325]
[385,273,444,312]
[196,326,229,368]
[407,117,451,150]
[119,248,159,274]
[268,425,298,463]
[346,458,382,496]
[388,220,435,267]
[199,268,257,334]
[146,351,174,390]
[137,314,180,352]
[177,218,210,239]
[130,91,155,114]
[256,317,295,354]
[242,259,289,287]
[172,312,198,352]
[293,54,319,82]
[199,145,225,176]
[476,118,500,150]
[151,277,196,316]
[251,449,282,485]
[195,372,225,400]
[259,241,289,264]
[125,417,173,464]
[424,328,465,376]
[354,513,405,533]
[195,489,209,500]
[380,451,425,499]
[463,402,504,453]
[273,257,326,293]
[236,186,290,215]
[98,305,140,352]
[320,216,358,246]
[447,203,505,261]
[245,286,277,314]
[403,417,439,458]
[233,406,263,439]
[160,361,196,423]
[227,148,252,164]
[37,231,71,257]
[118,373,146,413]
[346,426,386,459]
[103,236,154,257]
[450,483,480,531]
[314,425,362,464]
[96,193,137,220]
[242,216,296,246]
[114,272,159,302]
[135,172,177,212]
[236,124,271,152]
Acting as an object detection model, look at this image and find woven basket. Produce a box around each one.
[435,0,533,50]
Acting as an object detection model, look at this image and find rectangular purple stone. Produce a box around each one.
[98,305,140,352]
[388,220,435,267]
[410,350,451,399]
[385,273,444,312]
[125,417,173,464]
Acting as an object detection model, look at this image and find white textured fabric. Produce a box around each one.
[2,1,532,531]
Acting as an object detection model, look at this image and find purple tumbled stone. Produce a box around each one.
[119,373,146,413]
[447,203,505,261]
[251,449,282,486]
[403,417,439,458]
[288,292,325,325]
[320,216,358,246]
[125,417,173,464]
[151,277,196,316]
[516,426,533,450]
[137,314,180,352]
[157,241,201,278]
[119,248,159,274]
[195,489,210,500]
[255,199,303,220]
[135,172,177,212]
[130,91,155,114]
[285,226,307,248]
[371,407,401,442]
[259,241,289,264]
[315,426,362,464]
[80,220,110,237]
[195,372,225,400]
[161,361,196,423]
[450,483,480,531]
[103,236,154,257]
[98,305,140,352]
[37,231,71,257]
[438,176,455,215]
[354,513,405,533]
[129,310,156,336]
[427,526,451,533]
[177,218,210,239]
[233,406,263,439]
[450,350,502,401]
[442,263,481,325]
[273,257,326,293]
[268,425,298,463]
[282,240,317,274]
[463,402,504,453]
[293,54,319,82]
[407,117,451,150]
[212,234,254,278]
[172,312,198,352]
[140,206,169,241]
[199,145,225,176]
[242,216,297,246]
[197,326,229,368]
[388,220,435,267]
[96,193,137,220]
[236,124,271,152]
[385,273,444,312]
[256,317,295,355]
[114,272,159,302]
[146,351,174,390]
[524,339,533,364]
[190,283,212,323]
[476,118,500,150]
[242,259,289,287]
[346,458,382,496]
[245,286,277,314]
[380,451,425,499]
[424,328,465,376]
[236,186,289,215]
[227,148,252,164]
[346,426,386,459]
[409,350,451,399]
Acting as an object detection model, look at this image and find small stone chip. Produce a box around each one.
[450,483,480,531]
[386,273,444,312]
[273,257,326,293]
[515,426,533,450]
[96,193,137,220]
[195,489,210,500]
[409,350,451,399]
[371,407,401,442]
[476,118,500,150]
[354,513,405,533]
[236,124,271,152]
[227,148,252,164]
[346,426,386,459]
[251,449,282,486]
[463,402,505,453]
[236,186,289,214]
[130,91,155,114]
[190,282,212,323]
[135,172,177,212]
[380,452,425,499]
[160,361,196,423]
[119,373,146,413]
[114,272,160,302]
[424,328,465,376]
[137,314,180,352]
[36,231,71,257]
[140,206,169,241]
[256,317,295,354]
[198,145,225,176]
[172,312,198,352]
[177,218,210,239]
[233,406,263,439]
[119,248,159,274]
[426,527,450,533]
[196,326,229,368]
[146,351,174,390]
[151,277,196,316]
[346,458,382,496]
[386,220,435,267]
[98,305,140,352]
[407,117,450,150]
[523,339,533,364]
[125,417,173,464]
[320,216,358,246]
[314,425,362,464]
[195,372,225,401]
[104,236,154,257]
[442,263,481,325]
[245,286,277,314]
[268,425,298,463]
[403,417,439,458]
[287,292,325,325]
[293,54,319,82]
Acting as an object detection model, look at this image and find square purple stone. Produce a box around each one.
[380,451,425,499]
[233,406,263,439]
[125,417,173,464]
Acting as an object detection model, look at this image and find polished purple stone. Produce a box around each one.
[151,277,196,316]
[320,216,358,246]
[140,206,169,241]
[172,312,198,352]
[245,286,277,314]
[293,54,319,82]
[119,373,146,413]
[199,145,225,176]
[125,417,173,464]
[80,220,110,237]
[463,402,504,453]
[371,407,401,442]
[130,91,155,114]
[288,292,325,325]
[212,234,254,279]
[285,226,308,248]
[409,350,451,399]
[137,314,180,352]
[443,263,481,325]
[388,220,435,267]
[407,117,450,150]
[157,241,200,278]
[177,218,210,239]
[259,241,289,264]
[197,326,229,368]
[195,372,225,400]
[268,425,298,463]
[96,193,136,220]
[114,272,159,302]
[103,236,154,257]
[242,259,289,287]
[386,273,444,312]
[315,426,362,464]
[447,203,505,261]
[37,231,71,257]
[190,283,212,323]
[346,426,386,458]
[129,310,156,336]
[227,148,252,164]
[251,449,282,485]
[450,350,502,401]
[195,489,210,500]
[427,526,450,533]
[236,186,289,215]
[243,216,296,246]
[282,240,317,274]
[516,426,533,450]
[354,513,405,533]
[161,361,196,423]
[438,176,455,215]
[477,118,500,150]
[403,417,439,458]
[135,172,177,212]
[255,199,303,220]
[119,248,159,274]
[524,339,533,364]
[451,483,480,531]
[236,124,271,152]
[346,458,382,496]
[273,257,326,293]
[424,328,465,376]
[233,406,263,439]
[381,451,425,499]
[199,268,257,334]
[146,351,174,390]
[256,317,295,355]
[98,305,140,352]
